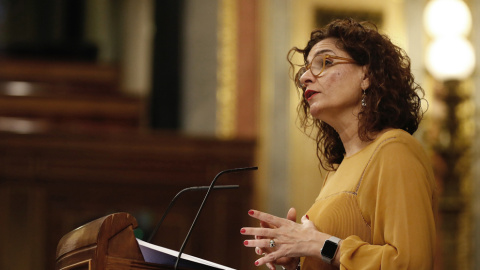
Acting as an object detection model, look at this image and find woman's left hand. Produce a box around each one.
[241,209,328,267]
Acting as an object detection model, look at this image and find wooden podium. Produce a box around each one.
[56,212,185,270]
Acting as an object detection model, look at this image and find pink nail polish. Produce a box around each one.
[244,240,249,245]
[240,228,246,234]
[255,261,259,266]
[248,210,254,215]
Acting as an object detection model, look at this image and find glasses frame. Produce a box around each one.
[301,54,356,78]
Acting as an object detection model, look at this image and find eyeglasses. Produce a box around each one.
[298,54,356,78]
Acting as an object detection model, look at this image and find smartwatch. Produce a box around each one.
[321,236,341,264]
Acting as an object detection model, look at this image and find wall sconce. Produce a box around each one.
[424,0,475,80]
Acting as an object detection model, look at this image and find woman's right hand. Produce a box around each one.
[255,208,300,270]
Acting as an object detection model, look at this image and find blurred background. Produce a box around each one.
[0,0,478,269]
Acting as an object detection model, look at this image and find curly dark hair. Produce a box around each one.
[288,18,425,171]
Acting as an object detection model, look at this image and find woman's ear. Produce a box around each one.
[360,66,370,90]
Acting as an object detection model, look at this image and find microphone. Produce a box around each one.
[174,166,258,270]
[147,185,240,243]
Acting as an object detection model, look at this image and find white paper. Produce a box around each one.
[136,239,236,270]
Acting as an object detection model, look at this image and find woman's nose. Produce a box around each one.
[299,70,314,87]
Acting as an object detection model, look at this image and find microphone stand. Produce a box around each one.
[174,166,258,270]
[147,185,239,243]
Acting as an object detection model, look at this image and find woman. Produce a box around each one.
[241,18,437,269]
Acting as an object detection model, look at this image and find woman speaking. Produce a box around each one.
[241,18,437,270]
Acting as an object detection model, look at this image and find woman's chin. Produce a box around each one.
[308,104,324,119]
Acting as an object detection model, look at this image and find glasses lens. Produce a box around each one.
[310,55,325,76]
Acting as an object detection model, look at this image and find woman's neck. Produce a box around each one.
[336,125,392,158]
[337,127,367,158]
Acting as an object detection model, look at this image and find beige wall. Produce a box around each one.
[85,0,154,97]
[472,0,480,268]
[181,0,219,136]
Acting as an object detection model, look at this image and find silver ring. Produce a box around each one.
[269,239,276,248]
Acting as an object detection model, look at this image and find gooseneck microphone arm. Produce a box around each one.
[174,166,258,270]
[147,185,239,243]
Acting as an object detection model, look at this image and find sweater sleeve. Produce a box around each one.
[339,138,437,269]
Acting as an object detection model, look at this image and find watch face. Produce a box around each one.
[321,240,338,258]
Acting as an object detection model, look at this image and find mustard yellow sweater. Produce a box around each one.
[303,129,437,270]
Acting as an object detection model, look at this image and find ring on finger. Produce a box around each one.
[269,239,276,248]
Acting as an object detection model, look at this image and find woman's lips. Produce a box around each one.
[304,89,319,101]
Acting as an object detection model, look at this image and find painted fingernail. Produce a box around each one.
[244,240,249,246]
[240,228,246,234]
[255,261,259,266]
[248,210,254,215]
[306,214,309,220]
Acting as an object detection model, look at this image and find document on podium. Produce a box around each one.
[136,239,236,270]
